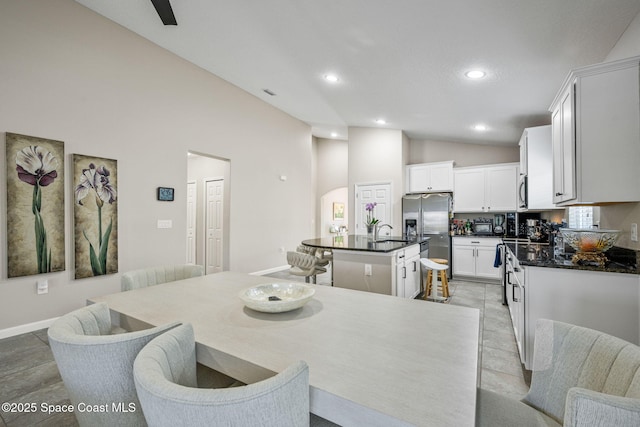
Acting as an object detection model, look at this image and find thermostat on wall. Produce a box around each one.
[157,187,175,201]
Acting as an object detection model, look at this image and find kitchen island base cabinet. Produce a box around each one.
[524,267,639,370]
[332,245,421,298]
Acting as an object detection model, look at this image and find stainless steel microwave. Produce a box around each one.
[518,175,528,210]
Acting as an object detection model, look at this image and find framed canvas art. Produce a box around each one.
[73,154,118,279]
[6,133,65,277]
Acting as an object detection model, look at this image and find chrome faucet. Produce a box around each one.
[375,223,393,241]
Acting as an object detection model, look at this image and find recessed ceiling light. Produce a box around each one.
[465,70,486,79]
[473,124,487,131]
[324,74,339,83]
[330,132,338,138]
[375,119,387,125]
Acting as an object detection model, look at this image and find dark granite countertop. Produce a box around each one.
[302,235,428,253]
[505,242,639,274]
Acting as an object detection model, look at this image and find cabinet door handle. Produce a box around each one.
[402,267,406,279]
[506,271,511,285]
[471,241,480,244]
[413,261,417,272]
[512,283,519,303]
[514,267,520,272]
[555,192,563,196]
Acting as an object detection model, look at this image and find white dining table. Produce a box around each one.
[89,271,480,426]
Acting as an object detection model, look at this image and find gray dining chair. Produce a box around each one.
[121,264,204,291]
[48,302,181,427]
[133,323,310,427]
[476,319,640,427]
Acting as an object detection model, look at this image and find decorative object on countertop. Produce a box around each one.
[559,228,620,266]
[365,202,379,239]
[239,283,315,313]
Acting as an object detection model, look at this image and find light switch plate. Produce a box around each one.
[157,219,173,229]
[37,280,48,294]
[631,223,638,242]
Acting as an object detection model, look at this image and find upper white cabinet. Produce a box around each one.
[406,161,454,193]
[453,163,519,212]
[549,56,640,205]
[519,125,559,211]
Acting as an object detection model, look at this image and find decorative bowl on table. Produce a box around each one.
[239,283,315,313]
[559,229,620,266]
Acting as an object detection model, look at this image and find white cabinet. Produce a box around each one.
[452,237,501,280]
[406,161,454,193]
[523,266,639,370]
[549,55,640,205]
[519,125,559,211]
[453,163,519,213]
[505,247,525,364]
[395,245,421,299]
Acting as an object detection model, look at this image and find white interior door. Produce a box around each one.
[186,181,196,264]
[355,183,391,235]
[205,179,224,274]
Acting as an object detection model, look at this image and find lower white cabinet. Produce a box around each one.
[452,237,501,280]
[523,266,640,370]
[395,245,421,298]
[505,247,525,364]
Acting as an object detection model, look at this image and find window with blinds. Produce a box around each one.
[568,206,594,229]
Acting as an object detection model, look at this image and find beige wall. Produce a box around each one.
[314,137,348,236]
[0,0,313,331]
[348,128,405,232]
[408,138,520,167]
[598,10,640,250]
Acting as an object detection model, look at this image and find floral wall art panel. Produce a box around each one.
[73,154,118,279]
[6,133,65,278]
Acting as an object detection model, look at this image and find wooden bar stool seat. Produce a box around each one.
[420,258,450,300]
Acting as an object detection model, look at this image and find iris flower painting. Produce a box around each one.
[6,133,65,278]
[73,154,118,279]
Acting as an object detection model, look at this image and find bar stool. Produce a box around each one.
[420,258,450,301]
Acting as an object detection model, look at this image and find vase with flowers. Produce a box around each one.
[365,202,379,239]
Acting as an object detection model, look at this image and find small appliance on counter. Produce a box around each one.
[493,214,505,235]
[505,212,517,238]
[473,218,493,235]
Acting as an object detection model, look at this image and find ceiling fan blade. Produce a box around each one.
[150,0,177,25]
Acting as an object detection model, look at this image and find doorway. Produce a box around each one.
[354,182,392,235]
[187,152,230,274]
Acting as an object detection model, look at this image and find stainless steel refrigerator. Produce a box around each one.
[402,193,452,277]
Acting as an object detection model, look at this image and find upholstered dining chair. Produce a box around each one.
[477,319,640,427]
[48,302,181,427]
[121,264,204,291]
[133,323,310,427]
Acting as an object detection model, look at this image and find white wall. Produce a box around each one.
[348,128,405,232]
[0,0,313,330]
[408,138,520,167]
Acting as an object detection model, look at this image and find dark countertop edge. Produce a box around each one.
[505,242,640,275]
[302,235,428,253]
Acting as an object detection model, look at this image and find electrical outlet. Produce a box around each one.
[37,280,48,295]
[279,247,285,253]
[364,264,372,276]
[631,223,638,242]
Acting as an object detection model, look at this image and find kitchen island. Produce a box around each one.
[302,235,428,298]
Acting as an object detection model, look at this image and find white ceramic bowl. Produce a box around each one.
[239,283,315,313]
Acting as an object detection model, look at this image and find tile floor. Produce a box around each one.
[0,269,530,426]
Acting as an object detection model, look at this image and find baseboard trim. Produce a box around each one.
[249,265,290,276]
[0,317,59,340]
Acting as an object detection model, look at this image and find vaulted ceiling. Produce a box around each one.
[75,0,640,145]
